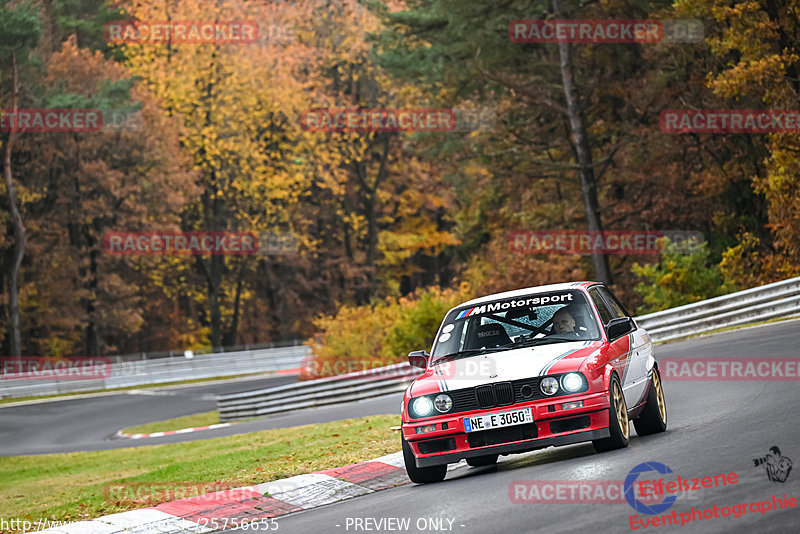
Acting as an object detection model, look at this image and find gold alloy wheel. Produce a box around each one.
[613,380,629,439]
[653,370,667,423]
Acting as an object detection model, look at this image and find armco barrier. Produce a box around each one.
[218,363,421,422]
[218,276,800,422]
[636,276,800,343]
[0,345,309,399]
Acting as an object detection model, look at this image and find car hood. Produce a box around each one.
[411,340,601,396]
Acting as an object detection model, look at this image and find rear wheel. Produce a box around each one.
[402,436,447,483]
[466,454,499,467]
[633,367,668,436]
[592,375,630,453]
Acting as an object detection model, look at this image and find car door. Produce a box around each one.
[588,286,648,409]
[597,286,650,408]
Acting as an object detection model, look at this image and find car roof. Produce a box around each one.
[455,281,598,309]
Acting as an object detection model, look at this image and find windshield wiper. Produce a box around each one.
[509,336,571,348]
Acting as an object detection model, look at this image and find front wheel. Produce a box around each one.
[592,375,630,453]
[633,367,668,436]
[402,436,447,483]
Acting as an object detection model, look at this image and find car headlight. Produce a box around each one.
[411,396,434,418]
[540,377,559,395]
[434,394,452,413]
[561,373,584,393]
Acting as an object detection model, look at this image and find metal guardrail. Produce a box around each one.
[218,276,800,422]
[218,363,420,422]
[636,276,800,343]
[0,346,310,399]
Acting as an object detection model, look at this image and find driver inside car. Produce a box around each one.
[551,308,580,336]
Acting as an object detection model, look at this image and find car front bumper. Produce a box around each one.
[404,390,611,468]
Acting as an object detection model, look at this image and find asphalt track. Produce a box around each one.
[245,320,800,534]
[4,321,800,532]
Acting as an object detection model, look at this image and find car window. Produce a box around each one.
[431,290,600,360]
[598,287,627,319]
[588,287,613,325]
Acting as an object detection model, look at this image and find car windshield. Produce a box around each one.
[430,289,600,362]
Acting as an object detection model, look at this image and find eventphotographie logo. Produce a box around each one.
[753,446,793,483]
[625,462,679,515]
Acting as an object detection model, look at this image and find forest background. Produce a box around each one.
[1,0,797,372]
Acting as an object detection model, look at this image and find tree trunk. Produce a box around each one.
[85,225,101,355]
[3,54,26,356]
[552,0,612,285]
[355,135,391,302]
[223,258,249,346]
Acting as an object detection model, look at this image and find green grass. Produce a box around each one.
[0,372,276,406]
[121,411,221,435]
[0,414,401,532]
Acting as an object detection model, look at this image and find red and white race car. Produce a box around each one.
[401,281,668,483]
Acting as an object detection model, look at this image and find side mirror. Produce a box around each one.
[607,317,634,339]
[408,350,430,369]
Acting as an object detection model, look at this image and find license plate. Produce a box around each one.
[464,407,533,433]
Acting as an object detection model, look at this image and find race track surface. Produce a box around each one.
[4,320,800,534]
[252,320,800,534]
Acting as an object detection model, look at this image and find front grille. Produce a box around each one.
[467,423,538,448]
[450,388,476,407]
[550,415,591,434]
[449,378,546,414]
[418,437,457,454]
[494,382,514,405]
[476,385,496,408]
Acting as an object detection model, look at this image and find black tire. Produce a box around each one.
[593,375,630,453]
[402,436,447,483]
[466,454,499,467]
[633,367,668,436]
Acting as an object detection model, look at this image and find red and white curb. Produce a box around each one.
[38,452,414,534]
[116,424,233,440]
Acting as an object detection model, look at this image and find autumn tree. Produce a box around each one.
[675,0,800,284]
[0,0,40,355]
[3,35,197,355]
[371,0,622,284]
